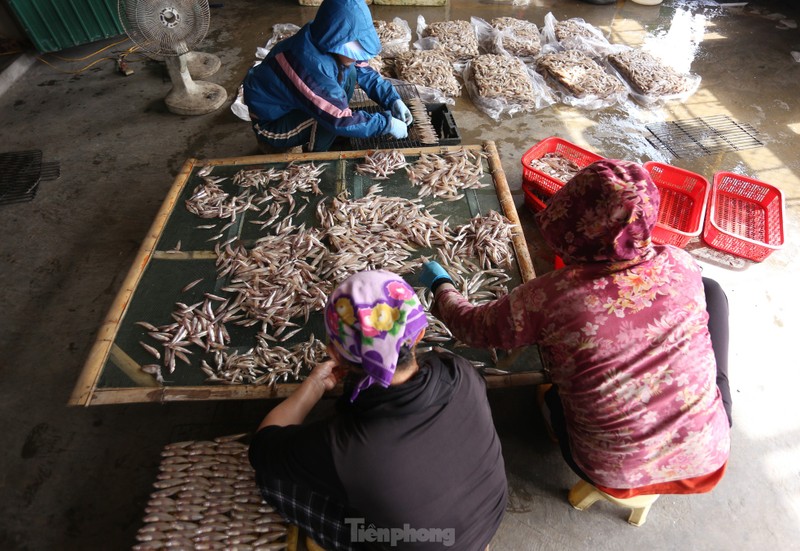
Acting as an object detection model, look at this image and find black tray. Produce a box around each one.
[349,102,462,150]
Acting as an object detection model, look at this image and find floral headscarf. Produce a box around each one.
[535,159,660,264]
[325,270,428,401]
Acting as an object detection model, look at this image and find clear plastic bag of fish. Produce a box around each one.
[540,12,620,59]
[415,16,480,64]
[471,16,542,61]
[394,49,462,98]
[464,54,555,120]
[606,46,701,106]
[374,17,412,59]
[536,49,628,110]
[256,23,301,59]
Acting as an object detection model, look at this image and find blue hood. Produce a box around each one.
[309,0,381,60]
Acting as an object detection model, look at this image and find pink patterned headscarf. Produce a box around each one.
[536,159,660,265]
[324,270,428,401]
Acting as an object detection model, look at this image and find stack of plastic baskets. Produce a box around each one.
[702,172,785,262]
[643,161,710,248]
[521,137,604,211]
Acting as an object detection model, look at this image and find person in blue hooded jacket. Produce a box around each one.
[242,0,412,152]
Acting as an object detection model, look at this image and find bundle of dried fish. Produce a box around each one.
[373,19,410,58]
[185,177,257,220]
[528,152,583,182]
[405,148,488,201]
[407,98,438,145]
[135,436,289,551]
[422,20,480,60]
[554,18,604,43]
[608,48,696,97]
[447,210,519,269]
[469,54,539,107]
[394,50,461,97]
[216,223,331,334]
[537,50,625,99]
[491,17,541,58]
[355,149,408,179]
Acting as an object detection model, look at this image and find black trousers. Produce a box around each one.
[546,276,732,484]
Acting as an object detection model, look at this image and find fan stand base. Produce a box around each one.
[184,51,221,79]
[165,81,227,116]
[164,54,227,116]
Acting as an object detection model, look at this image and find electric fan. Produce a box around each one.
[118,0,227,115]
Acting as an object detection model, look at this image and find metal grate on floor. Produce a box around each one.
[646,115,764,158]
[0,150,61,205]
[0,150,42,205]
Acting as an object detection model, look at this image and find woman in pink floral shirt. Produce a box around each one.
[420,159,731,497]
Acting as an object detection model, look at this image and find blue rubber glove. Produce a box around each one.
[419,261,453,292]
[391,99,413,126]
[387,117,408,139]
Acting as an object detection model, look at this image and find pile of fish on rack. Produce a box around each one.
[137,150,520,387]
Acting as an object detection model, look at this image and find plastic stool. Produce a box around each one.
[568,479,660,526]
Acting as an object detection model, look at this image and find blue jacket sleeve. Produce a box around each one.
[355,62,402,110]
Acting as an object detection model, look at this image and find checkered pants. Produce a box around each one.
[256,475,359,551]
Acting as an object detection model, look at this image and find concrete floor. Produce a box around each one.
[1,0,798,549]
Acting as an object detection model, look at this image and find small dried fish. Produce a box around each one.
[405,148,488,201]
[528,152,583,183]
[355,150,408,179]
[181,278,204,293]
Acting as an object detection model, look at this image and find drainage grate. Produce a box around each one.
[646,115,764,158]
[0,150,61,205]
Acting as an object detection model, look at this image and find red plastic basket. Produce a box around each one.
[643,161,710,248]
[702,172,784,262]
[521,137,604,211]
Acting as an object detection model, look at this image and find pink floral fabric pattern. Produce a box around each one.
[433,160,730,489]
[326,270,428,401]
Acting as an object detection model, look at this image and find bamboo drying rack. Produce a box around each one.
[69,141,545,406]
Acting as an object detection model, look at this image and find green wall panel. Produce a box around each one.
[8,0,123,53]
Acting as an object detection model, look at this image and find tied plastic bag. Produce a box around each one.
[415,16,480,64]
[537,50,627,110]
[394,49,462,98]
[606,46,701,106]
[472,16,542,60]
[540,12,620,58]
[464,54,555,120]
[256,23,301,59]
[374,18,412,59]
